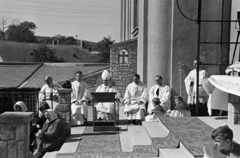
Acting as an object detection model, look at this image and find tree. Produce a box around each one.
[32,44,65,62]
[97,36,115,63]
[0,16,9,41]
[6,21,37,43]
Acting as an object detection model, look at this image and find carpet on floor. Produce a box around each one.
[75,126,135,157]
[160,117,214,157]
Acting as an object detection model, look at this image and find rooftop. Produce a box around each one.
[0,41,100,63]
[19,63,109,88]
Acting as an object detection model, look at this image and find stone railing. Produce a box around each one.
[0,112,34,158]
[57,88,72,137]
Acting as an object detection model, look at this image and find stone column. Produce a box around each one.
[0,112,34,158]
[137,0,148,84]
[57,88,72,137]
[120,0,126,41]
[228,94,240,124]
[147,0,172,87]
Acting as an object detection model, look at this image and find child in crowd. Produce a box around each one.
[167,96,191,117]
[145,98,165,121]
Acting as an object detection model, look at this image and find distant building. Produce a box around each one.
[0,41,100,63]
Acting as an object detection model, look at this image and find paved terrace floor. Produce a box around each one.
[43,105,240,158]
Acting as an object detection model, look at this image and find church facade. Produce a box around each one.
[110,0,240,107]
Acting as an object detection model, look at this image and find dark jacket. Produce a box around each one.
[35,118,66,153]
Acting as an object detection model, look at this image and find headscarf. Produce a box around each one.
[45,109,58,122]
[14,101,28,112]
[39,101,50,112]
[101,70,111,80]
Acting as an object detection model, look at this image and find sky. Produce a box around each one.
[0,0,121,42]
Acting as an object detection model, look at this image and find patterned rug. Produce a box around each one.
[74,125,157,158]
[75,126,134,158]
[161,117,214,158]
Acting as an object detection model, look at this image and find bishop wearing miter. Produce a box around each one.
[95,70,120,121]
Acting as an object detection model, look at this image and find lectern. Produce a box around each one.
[91,92,118,131]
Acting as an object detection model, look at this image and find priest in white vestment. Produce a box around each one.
[95,70,120,120]
[184,59,208,116]
[123,74,148,125]
[39,76,61,112]
[71,71,90,125]
[148,75,171,116]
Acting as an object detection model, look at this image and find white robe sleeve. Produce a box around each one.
[160,86,170,104]
[140,85,148,104]
[184,70,193,95]
[199,70,206,85]
[123,85,131,104]
[39,85,46,101]
[149,86,155,103]
[71,82,77,103]
[82,82,90,102]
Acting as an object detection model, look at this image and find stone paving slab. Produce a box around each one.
[118,125,133,152]
[142,122,168,138]
[128,126,152,146]
[159,149,188,158]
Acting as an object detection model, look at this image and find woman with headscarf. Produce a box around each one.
[95,70,120,121]
[14,101,28,112]
[32,109,65,158]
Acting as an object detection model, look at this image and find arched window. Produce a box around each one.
[119,50,129,64]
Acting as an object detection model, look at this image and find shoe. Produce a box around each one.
[132,120,136,125]
[128,120,132,124]
[138,120,142,126]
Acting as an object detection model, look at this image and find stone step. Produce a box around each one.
[43,151,58,158]
[159,142,195,158]
[127,125,152,147]
[159,149,188,158]
[179,142,195,158]
[43,126,85,158]
[142,121,169,138]
[119,125,133,152]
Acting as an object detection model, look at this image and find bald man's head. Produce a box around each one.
[44,76,53,85]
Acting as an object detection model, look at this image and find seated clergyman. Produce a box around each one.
[123,74,147,125]
[203,125,240,158]
[95,70,120,121]
[71,71,90,126]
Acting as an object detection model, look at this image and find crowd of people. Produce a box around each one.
[11,58,240,158]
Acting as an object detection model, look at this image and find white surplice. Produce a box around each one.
[148,84,171,114]
[39,82,61,111]
[71,80,90,125]
[123,81,148,120]
[95,84,120,120]
[184,69,208,105]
